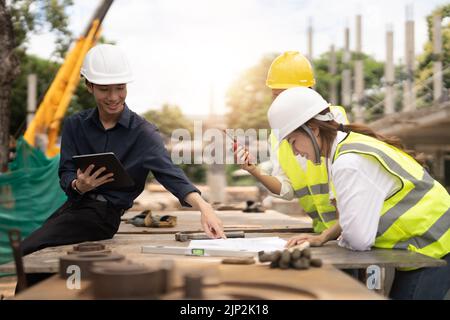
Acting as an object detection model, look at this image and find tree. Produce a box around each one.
[10,53,59,136]
[0,1,20,170]
[226,54,276,130]
[143,104,193,138]
[416,4,450,106]
[9,53,96,138]
[0,0,73,170]
[313,50,384,105]
[226,51,385,129]
[10,0,73,57]
[143,104,207,183]
[10,33,116,138]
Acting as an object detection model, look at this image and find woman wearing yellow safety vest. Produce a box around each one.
[237,51,348,245]
[266,87,450,300]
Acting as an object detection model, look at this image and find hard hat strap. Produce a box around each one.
[301,125,321,165]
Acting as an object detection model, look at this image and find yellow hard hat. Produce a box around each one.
[266,51,315,89]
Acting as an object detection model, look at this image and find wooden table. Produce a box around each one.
[0,233,445,274]
[2,233,446,298]
[1,210,446,299]
[13,263,383,300]
[118,210,313,234]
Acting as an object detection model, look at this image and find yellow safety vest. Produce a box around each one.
[333,132,450,260]
[270,106,349,233]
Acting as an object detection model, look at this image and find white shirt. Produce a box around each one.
[329,131,402,251]
[263,108,348,200]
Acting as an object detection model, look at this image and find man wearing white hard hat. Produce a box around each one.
[267,87,450,300]
[21,44,225,257]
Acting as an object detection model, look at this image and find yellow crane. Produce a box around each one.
[24,0,114,157]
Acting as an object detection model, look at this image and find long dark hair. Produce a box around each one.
[298,109,426,166]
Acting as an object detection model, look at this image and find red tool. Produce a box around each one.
[222,130,253,163]
[222,129,238,152]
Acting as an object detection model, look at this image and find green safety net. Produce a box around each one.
[0,136,67,272]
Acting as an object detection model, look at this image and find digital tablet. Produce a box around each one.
[72,152,135,189]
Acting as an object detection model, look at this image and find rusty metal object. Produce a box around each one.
[59,253,124,280]
[292,258,310,270]
[310,259,323,268]
[302,248,312,259]
[280,250,291,264]
[67,242,111,255]
[222,257,255,265]
[257,251,272,263]
[175,231,245,242]
[258,247,322,271]
[279,250,291,269]
[258,250,281,263]
[184,273,204,299]
[291,249,302,260]
[8,229,27,293]
[270,260,279,268]
[90,261,164,299]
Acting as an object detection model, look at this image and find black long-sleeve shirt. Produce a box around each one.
[59,104,199,210]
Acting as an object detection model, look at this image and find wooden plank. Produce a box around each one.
[0,276,16,299]
[0,233,446,274]
[13,264,383,300]
[118,210,313,234]
[215,264,383,300]
[310,241,448,269]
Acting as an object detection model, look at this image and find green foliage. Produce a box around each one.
[9,53,96,137]
[313,50,384,104]
[225,164,256,186]
[142,104,201,183]
[10,53,59,136]
[226,54,276,130]
[226,51,384,129]
[9,0,74,58]
[179,164,206,184]
[7,2,114,137]
[143,104,193,137]
[66,81,96,116]
[416,4,450,106]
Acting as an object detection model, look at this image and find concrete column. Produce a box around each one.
[27,74,37,127]
[307,17,313,62]
[329,44,337,105]
[206,84,226,204]
[385,26,395,114]
[354,15,364,122]
[403,5,416,111]
[433,14,443,103]
[342,26,352,108]
[207,164,227,204]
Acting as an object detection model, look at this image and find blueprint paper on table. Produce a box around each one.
[188,237,287,253]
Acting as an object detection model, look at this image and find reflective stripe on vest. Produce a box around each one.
[334,132,450,260]
[270,106,348,233]
[272,135,335,233]
[294,183,330,197]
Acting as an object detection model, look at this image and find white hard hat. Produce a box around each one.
[81,44,133,85]
[267,87,333,142]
